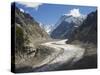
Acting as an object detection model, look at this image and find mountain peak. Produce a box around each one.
[39,23,54,34]
[51,9,86,39]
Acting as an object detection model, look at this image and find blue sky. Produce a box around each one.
[15,2,97,26]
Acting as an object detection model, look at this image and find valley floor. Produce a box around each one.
[15,39,97,73]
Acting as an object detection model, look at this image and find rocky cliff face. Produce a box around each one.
[67,10,97,44]
[12,3,49,60]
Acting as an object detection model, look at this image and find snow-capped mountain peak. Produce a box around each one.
[39,22,54,34]
[50,9,87,39]
[44,24,53,34]
[64,15,86,25]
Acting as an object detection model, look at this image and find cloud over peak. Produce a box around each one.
[65,8,82,17]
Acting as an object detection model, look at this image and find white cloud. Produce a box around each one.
[18,2,43,11]
[19,8,24,13]
[65,8,81,17]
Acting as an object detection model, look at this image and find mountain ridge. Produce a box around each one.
[50,14,86,39]
[11,3,50,63]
